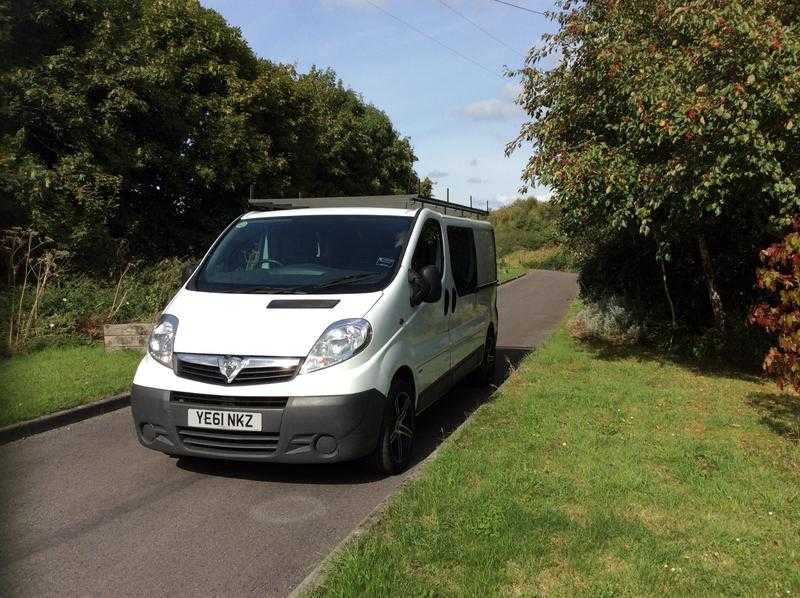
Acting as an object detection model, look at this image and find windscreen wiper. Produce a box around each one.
[218,272,385,294]
[220,285,308,294]
[308,272,386,291]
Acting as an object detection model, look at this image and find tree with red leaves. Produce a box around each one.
[751,219,800,393]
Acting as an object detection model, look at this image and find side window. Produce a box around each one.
[411,219,443,273]
[447,226,477,296]
[475,227,497,285]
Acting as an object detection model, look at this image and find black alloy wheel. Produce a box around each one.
[471,330,497,386]
[367,377,415,475]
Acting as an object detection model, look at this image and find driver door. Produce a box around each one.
[406,216,451,413]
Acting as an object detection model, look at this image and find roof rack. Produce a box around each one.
[248,194,489,220]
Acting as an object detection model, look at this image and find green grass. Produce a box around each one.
[0,344,142,427]
[315,309,800,596]
[498,245,575,282]
[499,265,529,283]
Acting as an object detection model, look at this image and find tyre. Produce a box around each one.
[470,330,497,386]
[366,377,415,475]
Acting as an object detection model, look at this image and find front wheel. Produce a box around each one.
[366,378,415,475]
[470,331,497,386]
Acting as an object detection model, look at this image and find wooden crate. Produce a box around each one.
[103,322,153,352]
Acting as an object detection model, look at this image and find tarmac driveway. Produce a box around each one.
[0,269,578,597]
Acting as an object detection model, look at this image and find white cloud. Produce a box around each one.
[321,0,386,8]
[503,82,522,100]
[490,190,553,209]
[427,169,449,179]
[490,193,518,208]
[469,158,478,167]
[496,193,516,203]
[467,176,487,184]
[460,99,521,121]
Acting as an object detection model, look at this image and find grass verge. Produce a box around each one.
[314,308,800,596]
[498,245,575,283]
[0,344,142,427]
[499,265,528,283]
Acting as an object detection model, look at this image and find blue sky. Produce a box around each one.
[200,0,558,209]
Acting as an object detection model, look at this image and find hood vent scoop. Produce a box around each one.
[267,299,340,309]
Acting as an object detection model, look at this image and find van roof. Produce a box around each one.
[247,194,489,222]
[241,206,493,229]
[438,210,493,228]
[241,207,419,220]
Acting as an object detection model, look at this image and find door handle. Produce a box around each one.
[443,289,450,315]
[451,289,457,313]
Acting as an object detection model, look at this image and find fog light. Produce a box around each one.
[141,423,157,442]
[315,435,337,455]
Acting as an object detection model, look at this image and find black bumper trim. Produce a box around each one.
[130,385,386,463]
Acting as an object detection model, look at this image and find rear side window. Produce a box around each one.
[447,226,477,296]
[411,219,443,273]
[475,227,497,285]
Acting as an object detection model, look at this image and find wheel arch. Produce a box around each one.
[392,365,416,397]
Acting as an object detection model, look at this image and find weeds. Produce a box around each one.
[0,231,188,354]
[570,295,642,345]
[2,229,68,353]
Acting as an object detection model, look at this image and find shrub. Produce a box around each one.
[489,197,561,258]
[0,257,189,353]
[512,0,800,335]
[751,219,800,393]
[522,245,579,272]
[1,228,69,354]
[570,296,643,346]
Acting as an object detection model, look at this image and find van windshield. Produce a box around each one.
[193,215,413,294]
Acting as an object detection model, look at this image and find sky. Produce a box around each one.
[199,0,559,209]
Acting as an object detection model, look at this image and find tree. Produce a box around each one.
[512,0,800,330]
[1,0,420,269]
[253,66,418,199]
[751,218,800,392]
[418,176,434,198]
[488,197,560,257]
[1,0,275,265]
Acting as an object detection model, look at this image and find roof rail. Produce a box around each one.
[248,194,489,220]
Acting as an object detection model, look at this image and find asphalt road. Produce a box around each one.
[0,270,578,597]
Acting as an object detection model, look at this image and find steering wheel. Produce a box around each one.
[257,258,284,268]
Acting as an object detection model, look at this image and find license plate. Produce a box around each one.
[187,408,262,431]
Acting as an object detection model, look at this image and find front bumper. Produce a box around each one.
[130,384,386,463]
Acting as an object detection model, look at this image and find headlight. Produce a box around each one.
[300,318,372,374]
[148,314,178,367]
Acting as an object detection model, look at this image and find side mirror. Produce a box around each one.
[409,265,442,307]
[182,263,198,283]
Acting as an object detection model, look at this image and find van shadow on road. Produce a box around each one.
[175,346,530,485]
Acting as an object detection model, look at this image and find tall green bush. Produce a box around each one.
[488,197,561,257]
[0,0,420,271]
[512,0,800,333]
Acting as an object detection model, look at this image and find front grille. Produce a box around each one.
[171,391,288,409]
[175,354,300,386]
[177,427,280,456]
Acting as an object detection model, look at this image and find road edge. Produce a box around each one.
[499,271,527,286]
[287,382,499,598]
[289,284,579,597]
[0,392,131,446]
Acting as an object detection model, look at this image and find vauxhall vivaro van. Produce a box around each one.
[131,198,498,474]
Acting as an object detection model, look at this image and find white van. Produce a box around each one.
[131,202,498,474]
